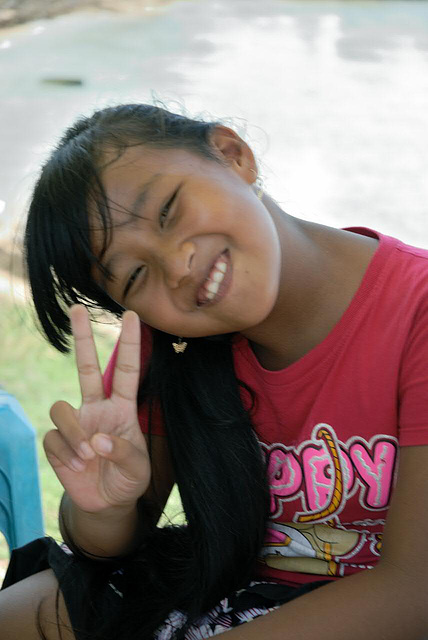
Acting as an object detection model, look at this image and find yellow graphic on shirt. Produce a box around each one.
[297,426,344,523]
[261,521,360,576]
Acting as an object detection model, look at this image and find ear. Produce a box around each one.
[209,125,258,185]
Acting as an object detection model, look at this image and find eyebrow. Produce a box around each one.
[129,172,162,218]
[97,172,162,289]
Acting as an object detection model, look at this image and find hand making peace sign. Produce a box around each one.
[44,305,151,514]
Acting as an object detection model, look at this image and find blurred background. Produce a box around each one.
[1,0,428,577]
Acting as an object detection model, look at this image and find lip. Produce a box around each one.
[196,249,232,307]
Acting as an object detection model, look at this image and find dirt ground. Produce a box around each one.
[0,0,168,29]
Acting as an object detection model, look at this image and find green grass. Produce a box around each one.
[0,294,183,563]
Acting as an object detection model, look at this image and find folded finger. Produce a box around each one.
[50,400,95,461]
[44,429,87,473]
[91,432,150,486]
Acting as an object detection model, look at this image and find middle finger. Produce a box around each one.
[111,310,141,402]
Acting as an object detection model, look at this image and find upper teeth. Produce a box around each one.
[204,258,227,300]
[212,270,224,283]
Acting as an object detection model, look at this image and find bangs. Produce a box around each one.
[25,143,124,353]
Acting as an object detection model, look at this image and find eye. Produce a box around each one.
[159,205,170,228]
[124,265,144,298]
[159,187,179,228]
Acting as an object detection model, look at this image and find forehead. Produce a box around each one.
[101,144,207,193]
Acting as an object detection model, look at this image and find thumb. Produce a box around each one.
[91,433,149,481]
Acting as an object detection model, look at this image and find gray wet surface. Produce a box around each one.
[1,0,428,247]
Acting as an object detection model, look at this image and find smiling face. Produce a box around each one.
[92,129,282,338]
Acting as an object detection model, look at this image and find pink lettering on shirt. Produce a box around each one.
[265,446,302,517]
[301,445,332,512]
[349,439,398,509]
[261,425,398,521]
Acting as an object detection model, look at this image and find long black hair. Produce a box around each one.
[25,104,269,639]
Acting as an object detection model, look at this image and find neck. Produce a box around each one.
[241,196,378,370]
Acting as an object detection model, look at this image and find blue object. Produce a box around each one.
[0,390,44,551]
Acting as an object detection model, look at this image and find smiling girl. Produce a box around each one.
[0,104,427,640]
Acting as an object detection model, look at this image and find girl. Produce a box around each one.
[0,103,427,640]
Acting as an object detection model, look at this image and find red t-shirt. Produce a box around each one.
[104,227,428,587]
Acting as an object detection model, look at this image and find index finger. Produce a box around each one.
[111,310,141,402]
[70,305,104,403]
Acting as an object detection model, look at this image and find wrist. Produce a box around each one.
[60,493,141,558]
[69,497,138,521]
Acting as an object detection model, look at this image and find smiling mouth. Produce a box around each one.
[196,250,231,306]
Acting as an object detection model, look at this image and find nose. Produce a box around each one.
[163,241,195,289]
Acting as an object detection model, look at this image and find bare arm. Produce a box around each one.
[59,493,139,558]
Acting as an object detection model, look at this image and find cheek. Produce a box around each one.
[239,228,282,292]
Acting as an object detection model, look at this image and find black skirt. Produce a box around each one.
[2,537,329,639]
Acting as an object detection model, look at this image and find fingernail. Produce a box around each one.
[72,458,85,471]
[80,442,95,459]
[93,434,113,454]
